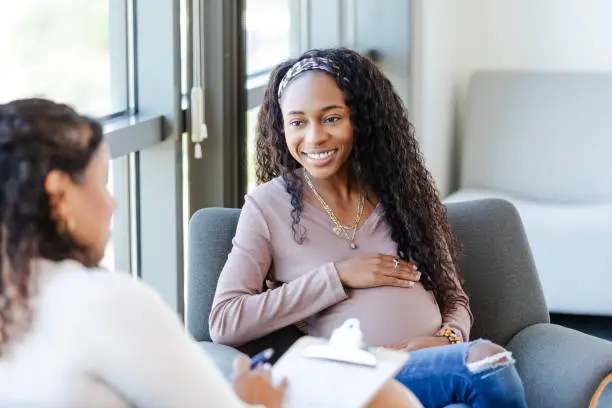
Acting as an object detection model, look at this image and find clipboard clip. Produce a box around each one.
[301,318,377,367]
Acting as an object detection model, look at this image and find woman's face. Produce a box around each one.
[45,140,116,263]
[280,71,353,180]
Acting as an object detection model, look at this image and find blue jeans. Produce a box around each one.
[394,339,527,408]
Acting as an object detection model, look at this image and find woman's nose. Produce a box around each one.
[304,123,328,144]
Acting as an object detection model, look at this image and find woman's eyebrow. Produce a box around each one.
[286,105,345,115]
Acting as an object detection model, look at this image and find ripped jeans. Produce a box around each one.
[394,339,528,408]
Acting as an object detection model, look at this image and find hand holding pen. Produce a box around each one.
[249,348,275,369]
[232,348,288,408]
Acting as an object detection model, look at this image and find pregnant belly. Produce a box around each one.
[309,284,443,347]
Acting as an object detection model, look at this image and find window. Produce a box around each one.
[244,0,301,193]
[2,0,185,313]
[101,157,132,274]
[245,0,292,75]
[0,0,128,117]
[100,160,117,271]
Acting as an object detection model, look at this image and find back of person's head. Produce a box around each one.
[0,98,115,354]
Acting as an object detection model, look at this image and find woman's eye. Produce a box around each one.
[324,116,341,124]
[289,120,304,127]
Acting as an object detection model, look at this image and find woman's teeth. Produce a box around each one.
[305,150,336,160]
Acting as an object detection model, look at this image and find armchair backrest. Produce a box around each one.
[187,199,550,349]
[187,207,241,343]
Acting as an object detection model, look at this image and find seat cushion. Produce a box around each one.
[446,189,612,315]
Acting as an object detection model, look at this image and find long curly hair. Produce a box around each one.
[256,48,469,318]
[0,98,103,355]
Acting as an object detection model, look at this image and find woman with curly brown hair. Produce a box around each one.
[210,48,528,407]
[0,98,287,407]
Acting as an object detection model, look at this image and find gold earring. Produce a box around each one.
[66,218,76,232]
[57,217,76,236]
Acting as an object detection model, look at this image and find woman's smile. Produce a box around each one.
[302,148,339,166]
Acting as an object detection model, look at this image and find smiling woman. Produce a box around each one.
[212,47,528,408]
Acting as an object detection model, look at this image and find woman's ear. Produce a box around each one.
[44,170,73,224]
[44,170,69,196]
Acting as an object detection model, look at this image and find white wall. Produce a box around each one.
[412,0,612,196]
[410,0,459,196]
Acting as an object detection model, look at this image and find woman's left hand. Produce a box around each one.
[387,336,451,352]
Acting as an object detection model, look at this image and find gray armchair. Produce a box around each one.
[187,199,612,408]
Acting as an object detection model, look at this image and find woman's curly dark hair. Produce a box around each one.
[0,98,103,355]
[256,48,469,318]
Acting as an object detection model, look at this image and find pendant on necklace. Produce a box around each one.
[350,242,357,250]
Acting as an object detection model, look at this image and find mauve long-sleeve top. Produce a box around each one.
[210,177,471,348]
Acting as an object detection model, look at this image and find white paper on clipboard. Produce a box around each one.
[271,319,410,408]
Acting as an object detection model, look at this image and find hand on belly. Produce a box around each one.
[312,285,443,346]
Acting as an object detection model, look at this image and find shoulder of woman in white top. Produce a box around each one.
[33,261,253,408]
[35,258,179,341]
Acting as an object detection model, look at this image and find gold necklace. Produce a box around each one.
[304,171,364,250]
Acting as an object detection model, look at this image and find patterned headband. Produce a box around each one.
[277,57,344,99]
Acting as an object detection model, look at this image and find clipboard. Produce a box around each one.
[271,319,410,408]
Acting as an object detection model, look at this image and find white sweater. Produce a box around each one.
[0,259,250,408]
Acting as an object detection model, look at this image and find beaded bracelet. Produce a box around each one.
[435,328,462,344]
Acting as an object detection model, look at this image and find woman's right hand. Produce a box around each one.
[232,355,288,408]
[335,254,421,289]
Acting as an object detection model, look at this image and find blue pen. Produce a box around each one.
[250,348,275,369]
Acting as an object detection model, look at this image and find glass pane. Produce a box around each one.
[101,159,117,271]
[180,0,188,96]
[0,0,127,117]
[246,106,260,192]
[245,0,291,75]
[101,157,131,273]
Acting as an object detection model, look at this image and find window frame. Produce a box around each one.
[102,0,185,316]
[184,0,246,213]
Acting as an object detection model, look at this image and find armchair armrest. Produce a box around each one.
[199,341,246,380]
[506,323,612,408]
